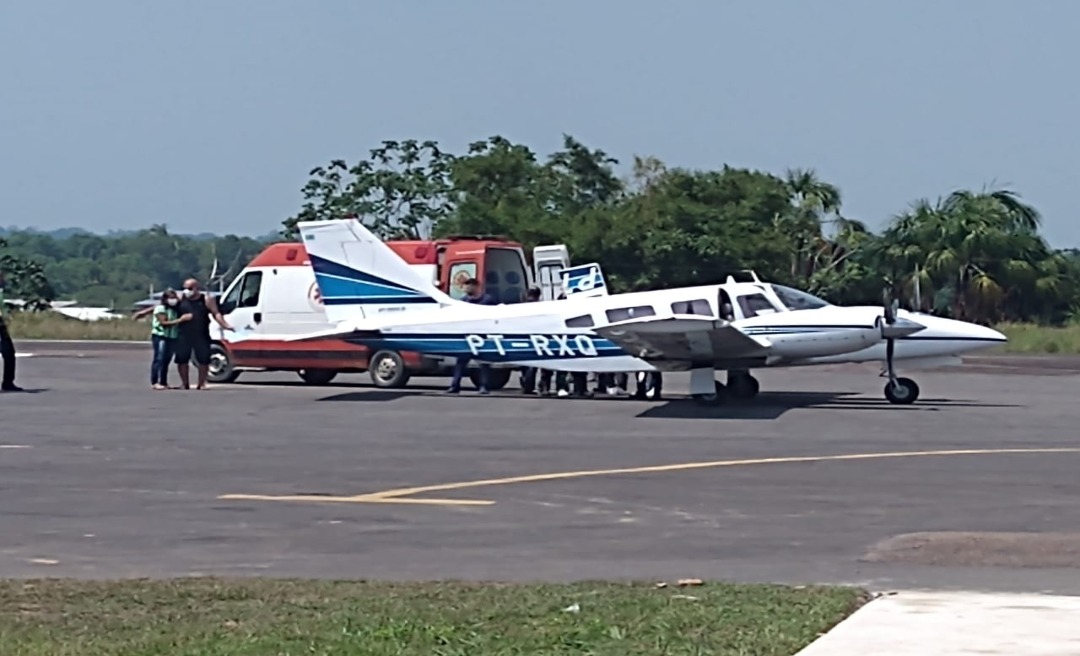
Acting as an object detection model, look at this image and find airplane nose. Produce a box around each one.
[960,320,1008,344]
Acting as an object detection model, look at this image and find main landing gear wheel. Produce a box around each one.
[692,381,727,406]
[727,372,760,400]
[469,368,512,391]
[884,377,919,405]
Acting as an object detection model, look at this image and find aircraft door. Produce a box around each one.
[717,288,736,321]
[216,270,265,339]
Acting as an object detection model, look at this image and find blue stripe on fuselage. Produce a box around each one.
[341,325,985,363]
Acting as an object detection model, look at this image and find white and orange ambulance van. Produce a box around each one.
[207,235,570,389]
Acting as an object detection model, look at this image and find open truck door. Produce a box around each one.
[532,244,570,301]
[560,262,609,298]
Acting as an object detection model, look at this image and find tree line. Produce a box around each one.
[284,135,1080,326]
[3,134,1077,325]
[0,226,269,309]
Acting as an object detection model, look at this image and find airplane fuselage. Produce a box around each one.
[340,281,1006,373]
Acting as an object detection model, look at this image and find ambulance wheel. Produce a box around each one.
[369,350,411,388]
[207,343,241,384]
[298,368,338,385]
[470,368,512,391]
[884,377,919,405]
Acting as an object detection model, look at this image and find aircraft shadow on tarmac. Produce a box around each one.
[312,387,1020,420]
[635,392,1022,420]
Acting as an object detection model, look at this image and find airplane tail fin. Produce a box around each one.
[297,219,457,323]
[561,262,609,298]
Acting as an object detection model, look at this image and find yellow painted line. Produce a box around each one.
[217,447,1080,507]
[218,493,494,506]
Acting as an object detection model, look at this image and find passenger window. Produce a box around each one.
[565,314,595,328]
[238,271,263,308]
[485,247,528,304]
[448,262,478,300]
[737,293,780,318]
[605,305,656,323]
[671,299,713,316]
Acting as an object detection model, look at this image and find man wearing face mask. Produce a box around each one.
[0,272,20,392]
[173,278,232,390]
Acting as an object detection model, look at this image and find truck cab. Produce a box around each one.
[207,235,571,390]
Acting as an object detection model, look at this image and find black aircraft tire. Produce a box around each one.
[884,377,920,405]
[470,368,512,391]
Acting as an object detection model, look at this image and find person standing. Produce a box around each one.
[446,278,497,394]
[174,278,232,390]
[149,289,188,390]
[0,272,20,392]
[518,286,546,394]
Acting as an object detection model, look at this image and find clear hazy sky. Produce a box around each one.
[2,1,1077,246]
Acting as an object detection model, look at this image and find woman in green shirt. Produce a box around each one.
[150,289,189,390]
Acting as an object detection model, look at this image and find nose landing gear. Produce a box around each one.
[881,324,920,405]
[884,377,920,404]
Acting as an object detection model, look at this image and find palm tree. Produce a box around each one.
[778,168,844,282]
[879,186,1051,322]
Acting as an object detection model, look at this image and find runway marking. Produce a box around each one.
[218,447,1080,507]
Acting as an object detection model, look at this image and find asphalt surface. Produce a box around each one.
[4,341,1080,593]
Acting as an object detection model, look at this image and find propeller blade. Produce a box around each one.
[884,297,897,324]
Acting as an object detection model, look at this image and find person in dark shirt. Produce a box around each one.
[446,278,497,394]
[174,278,232,390]
[518,287,545,394]
[0,272,20,392]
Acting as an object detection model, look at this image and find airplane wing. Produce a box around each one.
[592,316,771,364]
[284,319,378,343]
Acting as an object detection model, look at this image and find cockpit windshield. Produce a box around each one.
[769,284,832,311]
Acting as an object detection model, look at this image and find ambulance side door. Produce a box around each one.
[216,270,265,339]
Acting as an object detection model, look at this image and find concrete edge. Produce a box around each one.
[792,590,885,655]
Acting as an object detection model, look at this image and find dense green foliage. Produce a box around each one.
[285,135,1080,325]
[4,134,1079,326]
[0,237,54,309]
[0,226,271,308]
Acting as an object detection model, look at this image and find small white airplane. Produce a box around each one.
[292,218,1007,406]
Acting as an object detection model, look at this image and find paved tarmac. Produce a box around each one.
[4,344,1080,594]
